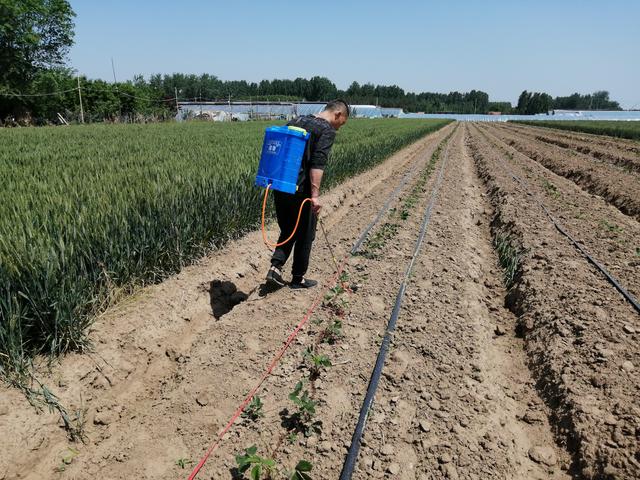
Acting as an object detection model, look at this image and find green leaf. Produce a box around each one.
[291,381,303,397]
[251,464,261,480]
[296,460,313,472]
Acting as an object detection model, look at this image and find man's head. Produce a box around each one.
[318,99,350,130]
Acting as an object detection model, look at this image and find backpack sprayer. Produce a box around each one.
[256,125,340,272]
[256,125,311,248]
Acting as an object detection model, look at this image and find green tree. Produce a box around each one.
[516,90,531,114]
[0,0,75,85]
[27,67,75,119]
[308,76,337,101]
[0,0,75,116]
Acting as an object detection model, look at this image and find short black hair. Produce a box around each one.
[324,99,350,117]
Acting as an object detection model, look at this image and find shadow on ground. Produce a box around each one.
[209,279,249,318]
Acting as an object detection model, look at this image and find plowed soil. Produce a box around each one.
[505,123,640,173]
[481,124,640,221]
[1,122,638,480]
[468,123,639,479]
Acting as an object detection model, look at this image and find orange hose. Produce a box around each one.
[261,184,312,249]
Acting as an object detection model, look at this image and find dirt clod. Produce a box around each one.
[387,462,401,475]
[528,445,557,466]
[380,444,394,456]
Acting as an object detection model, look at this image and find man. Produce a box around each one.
[266,99,349,289]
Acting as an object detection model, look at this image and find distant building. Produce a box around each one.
[176,102,405,122]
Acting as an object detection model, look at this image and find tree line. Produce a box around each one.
[2,66,507,123]
[516,90,621,115]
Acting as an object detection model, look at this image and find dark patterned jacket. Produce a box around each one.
[287,115,336,196]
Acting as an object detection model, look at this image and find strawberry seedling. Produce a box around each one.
[357,222,399,259]
[241,395,265,422]
[289,460,314,480]
[55,447,79,473]
[320,319,342,345]
[235,445,277,480]
[288,381,322,437]
[322,287,349,317]
[303,349,332,380]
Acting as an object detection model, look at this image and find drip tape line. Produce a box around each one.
[476,125,640,315]
[339,134,453,479]
[185,132,443,479]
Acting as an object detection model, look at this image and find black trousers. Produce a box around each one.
[270,191,317,279]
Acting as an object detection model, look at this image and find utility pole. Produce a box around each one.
[111,57,122,121]
[111,57,118,83]
[77,75,84,124]
[175,87,179,113]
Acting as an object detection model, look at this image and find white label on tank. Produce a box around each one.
[266,140,282,155]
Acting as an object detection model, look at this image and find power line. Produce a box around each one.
[0,85,178,104]
[116,90,177,103]
[0,88,77,97]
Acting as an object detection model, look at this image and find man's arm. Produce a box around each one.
[308,127,336,214]
[309,168,324,214]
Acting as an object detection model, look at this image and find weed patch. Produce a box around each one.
[542,179,560,198]
[600,220,623,233]
[175,458,193,469]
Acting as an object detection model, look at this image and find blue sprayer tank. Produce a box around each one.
[255,125,310,194]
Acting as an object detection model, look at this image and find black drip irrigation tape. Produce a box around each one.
[477,125,640,315]
[339,134,453,480]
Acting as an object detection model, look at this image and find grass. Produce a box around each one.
[493,232,524,288]
[600,220,623,234]
[0,118,452,379]
[542,179,560,198]
[510,120,640,141]
[175,458,193,469]
[55,447,80,472]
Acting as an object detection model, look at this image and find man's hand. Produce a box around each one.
[310,196,322,215]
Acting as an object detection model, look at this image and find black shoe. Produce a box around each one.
[266,266,285,287]
[290,277,318,289]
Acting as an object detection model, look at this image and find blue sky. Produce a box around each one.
[67,0,640,108]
